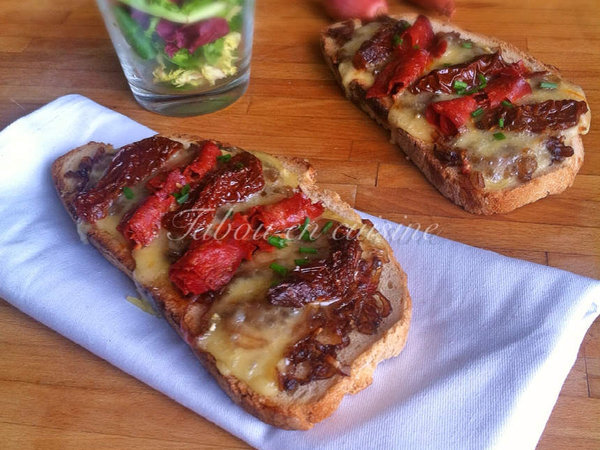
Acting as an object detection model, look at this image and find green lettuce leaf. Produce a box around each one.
[118,0,187,23]
[118,0,228,23]
[153,31,241,88]
[114,6,157,59]
[168,48,202,69]
[202,38,225,66]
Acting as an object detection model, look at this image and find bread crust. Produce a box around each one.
[320,14,588,215]
[51,135,411,430]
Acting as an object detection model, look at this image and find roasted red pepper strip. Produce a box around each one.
[208,211,269,252]
[146,171,170,193]
[169,237,256,296]
[367,48,432,98]
[425,96,478,136]
[402,15,435,49]
[119,193,174,248]
[481,68,532,109]
[119,170,186,247]
[430,37,448,58]
[146,141,220,191]
[183,141,222,180]
[169,191,323,296]
[249,192,325,232]
[120,142,219,247]
[366,15,436,99]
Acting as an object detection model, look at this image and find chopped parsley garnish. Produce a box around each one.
[173,184,190,204]
[456,74,488,96]
[477,73,487,89]
[498,118,505,128]
[461,41,473,49]
[298,217,309,234]
[301,232,314,242]
[267,235,287,249]
[453,80,468,92]
[502,100,513,108]
[540,81,558,90]
[413,44,420,50]
[321,221,334,234]
[493,132,506,141]
[299,247,318,254]
[234,161,244,170]
[122,186,134,200]
[471,108,484,118]
[294,258,309,266]
[298,217,315,241]
[270,262,288,277]
[217,153,232,162]
[392,34,403,46]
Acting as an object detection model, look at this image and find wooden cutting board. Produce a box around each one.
[0,0,598,448]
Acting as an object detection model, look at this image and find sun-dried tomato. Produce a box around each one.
[411,52,508,94]
[73,136,182,223]
[426,62,531,136]
[353,18,409,70]
[164,152,265,239]
[476,99,588,133]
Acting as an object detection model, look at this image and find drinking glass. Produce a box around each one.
[96,0,255,116]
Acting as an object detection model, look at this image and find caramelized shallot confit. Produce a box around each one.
[274,227,392,391]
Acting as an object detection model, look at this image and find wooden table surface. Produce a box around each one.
[1,0,599,448]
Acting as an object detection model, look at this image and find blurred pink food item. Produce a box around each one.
[407,0,455,16]
[322,0,389,20]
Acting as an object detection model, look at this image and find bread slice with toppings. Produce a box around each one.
[321,14,591,214]
[51,135,411,430]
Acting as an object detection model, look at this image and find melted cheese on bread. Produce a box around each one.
[335,20,590,191]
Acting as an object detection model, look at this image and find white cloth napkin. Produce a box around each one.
[0,94,598,449]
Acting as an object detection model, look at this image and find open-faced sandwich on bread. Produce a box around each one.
[51,135,411,429]
[321,14,591,214]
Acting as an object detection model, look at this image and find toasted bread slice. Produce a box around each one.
[321,14,591,214]
[51,135,411,429]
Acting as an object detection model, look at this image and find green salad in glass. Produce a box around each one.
[112,0,245,88]
[96,0,254,115]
